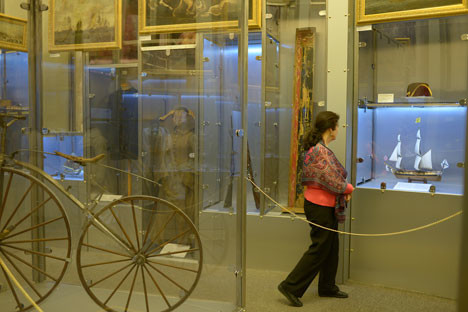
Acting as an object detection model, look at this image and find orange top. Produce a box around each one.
[304,183,354,207]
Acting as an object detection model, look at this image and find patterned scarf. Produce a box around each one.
[301,142,348,223]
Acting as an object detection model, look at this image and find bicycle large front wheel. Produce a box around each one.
[0,167,72,311]
[76,195,203,312]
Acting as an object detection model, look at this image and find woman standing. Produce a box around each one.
[278,111,354,307]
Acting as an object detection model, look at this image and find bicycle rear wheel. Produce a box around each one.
[77,195,203,312]
[0,167,72,311]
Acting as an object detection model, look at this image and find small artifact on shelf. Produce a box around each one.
[406,82,432,97]
[0,100,28,112]
[384,129,449,183]
[63,154,83,175]
[0,99,12,107]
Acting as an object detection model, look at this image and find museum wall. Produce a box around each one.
[41,0,73,132]
[5,1,26,19]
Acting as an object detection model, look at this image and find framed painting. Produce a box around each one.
[288,28,315,214]
[357,0,468,25]
[139,0,261,34]
[49,0,122,52]
[0,13,27,52]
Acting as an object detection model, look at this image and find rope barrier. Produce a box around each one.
[246,177,463,237]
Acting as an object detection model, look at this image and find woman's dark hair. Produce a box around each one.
[303,111,339,150]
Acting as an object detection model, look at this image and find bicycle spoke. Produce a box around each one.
[146,262,188,293]
[0,168,72,312]
[76,196,203,312]
[146,228,191,256]
[103,264,136,305]
[0,171,14,223]
[91,216,133,253]
[124,265,139,311]
[2,244,69,262]
[141,201,157,250]
[88,263,133,288]
[109,207,137,252]
[142,211,176,254]
[1,262,23,309]
[0,182,35,233]
[148,248,199,258]
[141,266,150,312]
[146,259,198,273]
[129,200,141,251]
[2,216,64,241]
[2,237,68,244]
[0,249,42,298]
[2,248,58,282]
[81,258,131,269]
[143,265,171,309]
[80,243,130,258]
[9,197,52,233]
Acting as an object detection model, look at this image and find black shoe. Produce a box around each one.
[278,282,303,307]
[319,290,349,298]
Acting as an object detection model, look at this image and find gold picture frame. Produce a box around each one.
[357,0,468,25]
[139,0,261,34]
[49,0,122,52]
[0,13,27,52]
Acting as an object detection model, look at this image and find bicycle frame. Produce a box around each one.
[13,159,139,255]
[0,111,204,312]
[0,113,134,254]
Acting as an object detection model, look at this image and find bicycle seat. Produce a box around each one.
[54,151,105,165]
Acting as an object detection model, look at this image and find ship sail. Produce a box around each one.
[414,129,421,155]
[419,150,432,170]
[389,134,402,169]
[413,129,432,170]
[414,155,421,170]
[388,129,444,182]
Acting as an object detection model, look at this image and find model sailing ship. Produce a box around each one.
[385,129,449,183]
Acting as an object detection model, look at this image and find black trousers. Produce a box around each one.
[282,199,339,298]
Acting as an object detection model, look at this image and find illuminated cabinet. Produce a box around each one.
[350,15,467,299]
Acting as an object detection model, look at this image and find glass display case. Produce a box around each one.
[355,15,467,195]
[43,133,84,181]
[1,0,255,310]
[0,0,376,310]
[0,51,29,160]
[350,15,467,300]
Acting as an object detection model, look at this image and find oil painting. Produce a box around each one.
[0,13,27,52]
[288,28,315,213]
[139,0,261,33]
[357,0,468,25]
[49,0,121,52]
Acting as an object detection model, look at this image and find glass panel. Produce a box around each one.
[137,32,239,310]
[1,0,333,308]
[263,33,280,214]
[43,134,84,181]
[199,33,262,215]
[263,0,328,214]
[0,51,29,160]
[356,16,467,195]
[2,0,247,310]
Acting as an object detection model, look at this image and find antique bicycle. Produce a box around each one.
[0,110,203,312]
